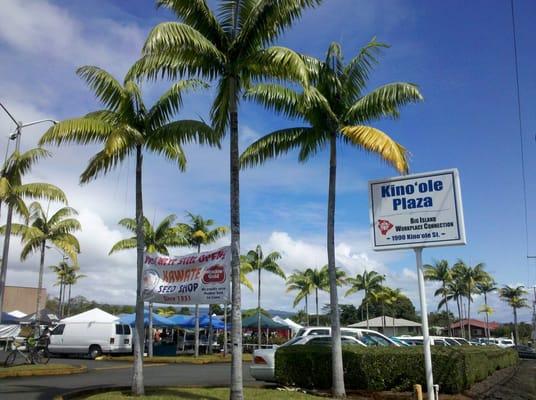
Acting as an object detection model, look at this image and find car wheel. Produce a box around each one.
[89,345,102,359]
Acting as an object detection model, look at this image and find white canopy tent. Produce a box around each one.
[272,316,303,335]
[61,308,119,323]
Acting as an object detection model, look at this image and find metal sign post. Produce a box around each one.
[415,247,434,400]
[369,169,467,400]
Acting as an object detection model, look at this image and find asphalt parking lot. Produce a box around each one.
[0,352,258,400]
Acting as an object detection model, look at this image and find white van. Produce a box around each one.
[48,322,132,358]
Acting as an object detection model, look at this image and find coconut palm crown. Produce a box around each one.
[109,214,187,255]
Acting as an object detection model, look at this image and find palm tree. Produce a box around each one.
[64,265,85,317]
[110,214,186,256]
[110,213,186,357]
[304,265,346,326]
[0,148,67,321]
[386,288,404,336]
[286,270,314,326]
[346,270,385,328]
[9,202,80,320]
[476,278,497,340]
[241,40,421,396]
[499,285,528,345]
[240,245,285,347]
[452,260,487,340]
[39,67,217,396]
[304,267,328,326]
[50,260,71,318]
[371,286,392,332]
[439,277,466,337]
[178,212,228,356]
[129,2,318,396]
[424,260,453,335]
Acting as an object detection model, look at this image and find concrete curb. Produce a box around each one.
[0,364,87,379]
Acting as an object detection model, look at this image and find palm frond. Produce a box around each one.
[148,80,209,129]
[146,141,187,171]
[151,120,221,148]
[246,46,310,87]
[15,183,67,204]
[80,147,132,184]
[20,236,43,261]
[244,84,302,120]
[39,118,113,147]
[343,38,388,99]
[340,125,409,174]
[52,218,82,235]
[235,0,322,60]
[109,238,137,255]
[156,0,228,51]
[345,83,423,124]
[76,66,125,110]
[240,127,315,168]
[209,76,234,136]
[48,207,79,227]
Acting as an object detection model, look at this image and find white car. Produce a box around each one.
[295,326,399,347]
[250,334,365,382]
[395,336,453,346]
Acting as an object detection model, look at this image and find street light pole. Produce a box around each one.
[0,101,57,323]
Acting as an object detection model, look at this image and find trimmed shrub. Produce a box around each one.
[274,345,518,394]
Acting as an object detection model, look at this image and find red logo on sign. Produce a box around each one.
[202,264,226,284]
[378,219,394,235]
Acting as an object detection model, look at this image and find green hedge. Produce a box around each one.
[274,345,518,394]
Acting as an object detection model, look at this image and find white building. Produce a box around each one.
[348,316,422,336]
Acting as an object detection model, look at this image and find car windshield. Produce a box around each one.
[360,333,391,347]
[281,336,304,347]
[445,338,460,346]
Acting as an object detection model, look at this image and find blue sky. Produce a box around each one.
[0,0,534,323]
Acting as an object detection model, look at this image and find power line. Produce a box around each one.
[510,0,531,263]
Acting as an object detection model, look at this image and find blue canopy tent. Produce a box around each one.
[167,314,194,327]
[119,310,175,328]
[1,312,21,324]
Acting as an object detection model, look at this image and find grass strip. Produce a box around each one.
[81,387,317,399]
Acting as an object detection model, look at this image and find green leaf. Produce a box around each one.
[76,66,125,110]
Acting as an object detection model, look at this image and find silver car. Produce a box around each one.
[250,335,365,382]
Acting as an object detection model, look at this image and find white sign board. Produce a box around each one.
[369,169,466,251]
[142,246,230,304]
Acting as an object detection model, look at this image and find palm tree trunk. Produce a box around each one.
[35,241,47,330]
[327,131,345,398]
[467,287,472,340]
[61,280,67,317]
[443,283,451,336]
[483,292,488,340]
[456,297,462,337]
[148,302,153,357]
[0,203,15,322]
[208,305,213,354]
[382,302,385,332]
[513,307,519,345]
[223,303,228,356]
[229,76,243,400]
[315,287,319,325]
[131,144,145,396]
[67,284,72,317]
[392,313,396,336]
[257,268,261,348]
[366,300,370,329]
[57,278,64,318]
[195,244,200,357]
[305,294,309,326]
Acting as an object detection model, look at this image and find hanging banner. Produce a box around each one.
[142,246,231,304]
[369,169,466,251]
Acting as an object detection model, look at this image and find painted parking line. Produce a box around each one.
[93,363,167,371]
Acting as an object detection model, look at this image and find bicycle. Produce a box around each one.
[3,336,50,367]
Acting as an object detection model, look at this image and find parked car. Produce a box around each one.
[487,338,515,348]
[514,345,536,359]
[48,322,132,359]
[250,334,365,382]
[394,336,450,346]
[294,326,399,347]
